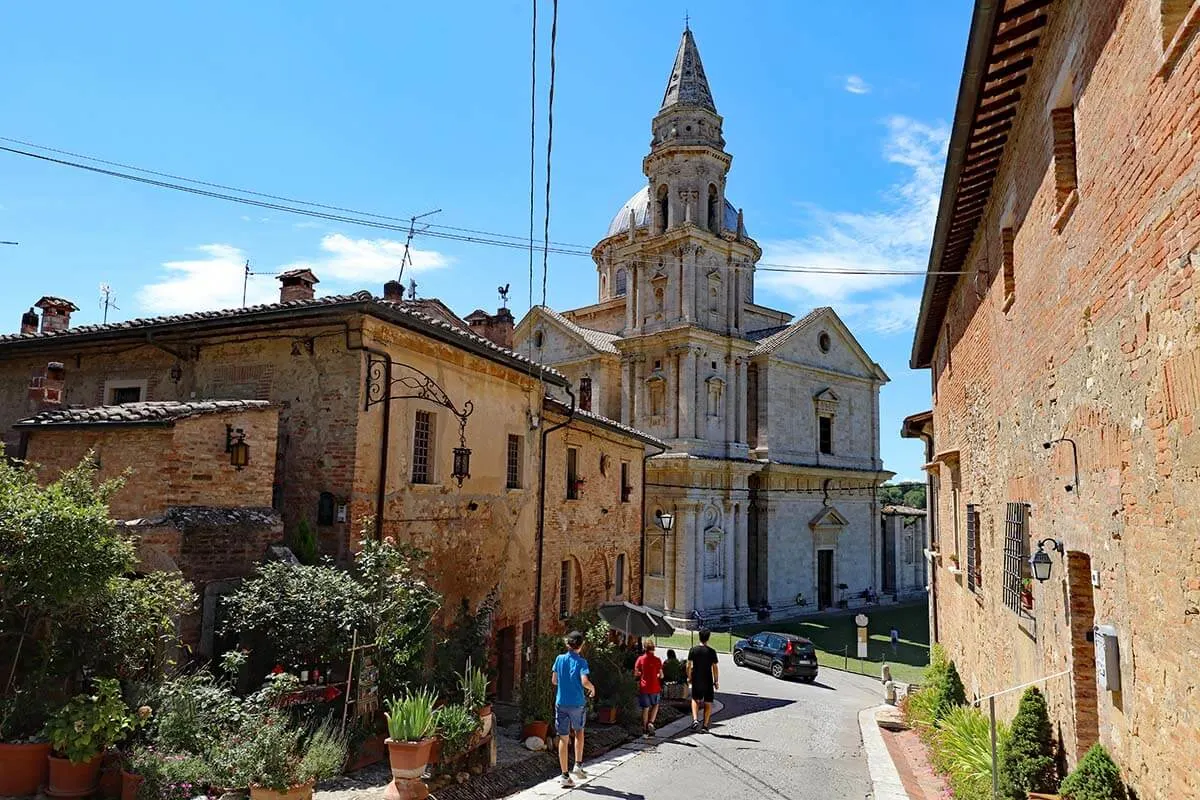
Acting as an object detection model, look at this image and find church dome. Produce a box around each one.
[604,186,742,239]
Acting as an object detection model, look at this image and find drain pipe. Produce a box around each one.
[346,326,391,540]
[639,442,668,605]
[532,385,576,652]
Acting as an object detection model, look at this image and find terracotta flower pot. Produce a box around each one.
[475,705,494,737]
[0,742,52,797]
[250,781,314,800]
[385,738,434,781]
[596,706,619,725]
[520,720,549,741]
[46,753,103,798]
[99,751,123,800]
[121,770,144,800]
[427,738,443,766]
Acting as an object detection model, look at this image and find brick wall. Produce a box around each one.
[925,3,1200,796]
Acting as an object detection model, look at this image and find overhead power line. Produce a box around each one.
[0,137,971,277]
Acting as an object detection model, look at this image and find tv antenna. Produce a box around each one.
[407,278,418,300]
[99,283,120,323]
[241,259,273,307]
[0,241,17,246]
[397,208,441,284]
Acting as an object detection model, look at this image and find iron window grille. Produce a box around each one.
[966,504,981,592]
[412,410,434,484]
[615,554,625,596]
[1002,502,1030,614]
[559,560,571,618]
[506,434,521,489]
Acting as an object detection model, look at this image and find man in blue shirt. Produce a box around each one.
[551,630,596,788]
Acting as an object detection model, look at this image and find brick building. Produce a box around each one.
[908,1,1200,796]
[0,276,659,697]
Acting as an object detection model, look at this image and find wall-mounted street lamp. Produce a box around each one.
[225,425,250,470]
[1042,438,1079,492]
[1029,538,1064,582]
[655,509,674,532]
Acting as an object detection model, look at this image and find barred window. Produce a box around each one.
[559,560,571,618]
[966,504,981,592]
[506,434,521,489]
[566,447,579,500]
[1002,502,1030,614]
[620,461,632,503]
[615,554,625,596]
[412,410,434,484]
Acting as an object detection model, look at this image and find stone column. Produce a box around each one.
[620,356,632,425]
[736,358,748,444]
[632,356,645,427]
[680,249,694,322]
[722,501,735,610]
[673,504,693,613]
[723,356,735,448]
[624,264,634,332]
[666,349,679,440]
[694,505,705,614]
[734,501,749,608]
[693,349,705,441]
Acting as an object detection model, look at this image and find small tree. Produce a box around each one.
[1059,744,1127,800]
[999,686,1057,798]
[289,519,319,566]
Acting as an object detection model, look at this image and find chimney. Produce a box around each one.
[383,280,405,303]
[466,307,515,349]
[20,307,38,335]
[277,268,319,303]
[28,361,66,408]
[34,297,79,334]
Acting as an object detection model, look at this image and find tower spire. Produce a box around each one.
[660,27,715,113]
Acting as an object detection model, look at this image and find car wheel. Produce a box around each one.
[733,651,746,667]
[770,661,784,679]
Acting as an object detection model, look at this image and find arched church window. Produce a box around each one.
[707,184,719,233]
[654,286,665,314]
[615,268,627,297]
[656,185,670,233]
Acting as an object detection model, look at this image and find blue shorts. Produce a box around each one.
[555,704,586,735]
[637,693,660,709]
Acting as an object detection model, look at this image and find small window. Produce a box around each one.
[566,447,579,500]
[506,434,522,489]
[615,554,625,596]
[819,416,833,455]
[1050,105,1078,211]
[1002,502,1030,614]
[533,330,544,348]
[966,504,981,592]
[1001,226,1016,307]
[615,269,627,297]
[620,461,631,503]
[818,332,831,353]
[317,492,335,526]
[412,410,434,484]
[1161,1,1197,49]
[559,560,572,618]
[111,386,142,404]
[579,376,592,412]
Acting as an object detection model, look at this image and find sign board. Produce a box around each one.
[855,614,869,628]
[1094,624,1121,692]
[355,654,380,717]
[856,626,868,659]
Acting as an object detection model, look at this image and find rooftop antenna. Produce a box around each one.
[240,260,265,307]
[0,241,17,246]
[397,208,442,284]
[99,283,120,323]
[408,278,418,301]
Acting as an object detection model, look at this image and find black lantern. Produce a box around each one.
[226,425,250,470]
[1029,538,1063,582]
[169,362,183,384]
[656,509,674,532]
[452,446,471,487]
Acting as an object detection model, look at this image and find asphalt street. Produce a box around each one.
[552,659,886,800]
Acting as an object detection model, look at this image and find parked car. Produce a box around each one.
[732,632,819,681]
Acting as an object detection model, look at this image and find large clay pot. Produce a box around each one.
[121,770,144,800]
[99,751,123,800]
[249,782,314,800]
[46,753,103,798]
[426,738,443,767]
[475,706,494,737]
[385,738,434,781]
[520,720,549,741]
[0,742,52,797]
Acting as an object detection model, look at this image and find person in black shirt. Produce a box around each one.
[686,629,719,731]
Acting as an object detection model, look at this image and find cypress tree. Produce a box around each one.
[999,686,1057,798]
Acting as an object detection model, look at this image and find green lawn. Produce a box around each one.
[652,602,930,684]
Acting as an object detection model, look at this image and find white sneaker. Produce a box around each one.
[560,773,575,788]
[573,766,588,780]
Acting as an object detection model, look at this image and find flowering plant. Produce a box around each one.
[127,746,209,800]
[43,678,137,763]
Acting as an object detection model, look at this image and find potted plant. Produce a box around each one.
[1021,578,1034,609]
[459,659,491,724]
[215,716,345,800]
[0,687,53,797]
[518,636,559,742]
[383,689,438,782]
[124,747,209,800]
[43,679,137,798]
[432,703,480,767]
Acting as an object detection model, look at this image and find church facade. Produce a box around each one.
[516,28,892,626]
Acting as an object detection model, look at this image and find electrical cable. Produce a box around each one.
[541,0,558,308]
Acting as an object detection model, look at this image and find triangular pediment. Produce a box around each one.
[514,305,620,356]
[809,506,850,530]
[750,307,889,382]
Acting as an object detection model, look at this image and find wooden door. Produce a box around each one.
[818,550,834,609]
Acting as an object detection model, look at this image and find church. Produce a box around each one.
[515,27,893,626]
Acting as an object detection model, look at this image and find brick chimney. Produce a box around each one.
[20,307,38,335]
[34,297,79,334]
[277,268,319,303]
[383,280,405,303]
[465,307,515,349]
[28,361,66,408]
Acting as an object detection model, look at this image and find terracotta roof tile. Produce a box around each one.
[15,400,272,428]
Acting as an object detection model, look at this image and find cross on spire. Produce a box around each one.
[684,11,689,31]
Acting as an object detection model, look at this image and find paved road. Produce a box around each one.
[547,662,884,800]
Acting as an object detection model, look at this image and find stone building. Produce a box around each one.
[879,506,928,601]
[516,28,892,626]
[907,1,1200,796]
[0,276,659,698]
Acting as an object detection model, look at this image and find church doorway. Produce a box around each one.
[817,549,834,609]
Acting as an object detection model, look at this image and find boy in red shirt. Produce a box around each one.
[633,640,664,737]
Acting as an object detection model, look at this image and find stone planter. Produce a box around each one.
[121,770,144,800]
[46,753,103,798]
[249,781,314,800]
[0,742,52,797]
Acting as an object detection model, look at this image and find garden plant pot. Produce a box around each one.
[46,753,103,798]
[596,706,619,725]
[99,751,123,800]
[249,781,315,800]
[121,770,144,800]
[385,738,435,781]
[427,738,443,766]
[520,720,549,741]
[476,705,494,737]
[0,742,52,797]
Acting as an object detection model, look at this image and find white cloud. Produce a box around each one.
[136,243,274,314]
[844,75,871,95]
[284,233,451,283]
[758,115,948,334]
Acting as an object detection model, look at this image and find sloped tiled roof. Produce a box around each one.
[0,292,566,384]
[536,306,621,354]
[544,397,666,449]
[882,505,927,516]
[15,400,272,428]
[748,308,829,356]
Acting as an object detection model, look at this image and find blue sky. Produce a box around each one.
[0,1,972,481]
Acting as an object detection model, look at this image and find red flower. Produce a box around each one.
[271,665,285,674]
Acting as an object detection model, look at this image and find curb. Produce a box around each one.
[859,704,910,800]
[503,700,725,798]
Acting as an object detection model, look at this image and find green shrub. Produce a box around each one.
[999,686,1057,798]
[519,635,561,725]
[932,705,1008,800]
[434,703,480,757]
[210,713,343,791]
[1059,744,1127,800]
[149,671,243,755]
[127,747,209,800]
[290,520,319,566]
[298,721,348,784]
[95,572,196,682]
[43,678,137,763]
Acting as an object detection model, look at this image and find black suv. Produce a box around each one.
[732,632,819,681]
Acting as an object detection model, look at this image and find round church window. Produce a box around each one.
[818,332,831,353]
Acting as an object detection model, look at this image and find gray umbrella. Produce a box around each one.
[598,601,675,639]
